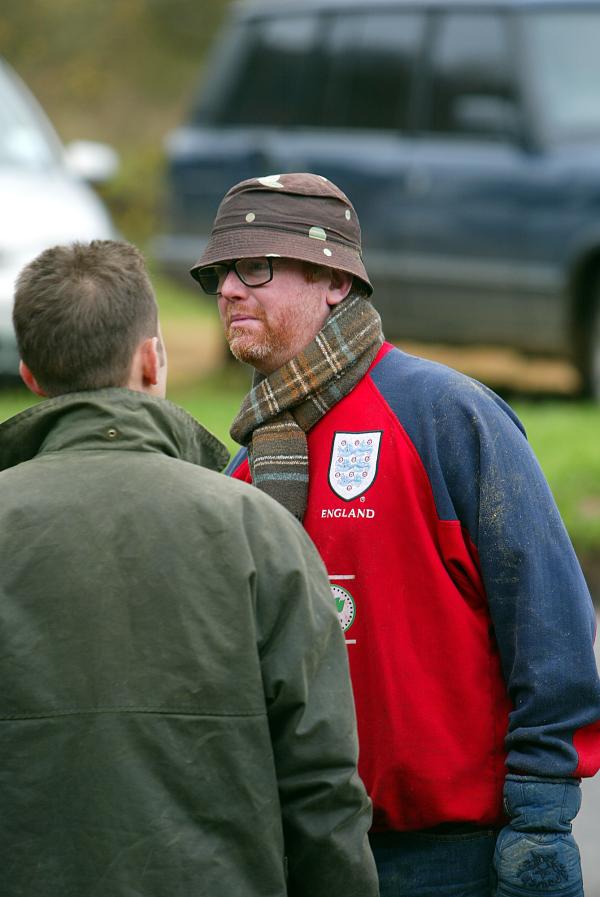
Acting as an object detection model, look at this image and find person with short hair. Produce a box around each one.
[13,239,165,396]
[0,239,378,897]
[190,173,600,897]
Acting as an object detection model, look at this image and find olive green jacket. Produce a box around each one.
[0,390,377,897]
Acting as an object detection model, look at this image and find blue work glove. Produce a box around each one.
[493,775,583,896]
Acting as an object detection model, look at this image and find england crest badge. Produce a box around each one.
[328,431,382,501]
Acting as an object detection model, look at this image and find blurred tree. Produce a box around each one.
[0,0,231,146]
[0,0,232,243]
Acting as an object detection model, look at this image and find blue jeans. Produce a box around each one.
[371,829,498,897]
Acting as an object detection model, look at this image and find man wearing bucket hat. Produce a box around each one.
[190,173,600,897]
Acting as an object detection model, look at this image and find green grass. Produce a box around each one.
[168,370,249,456]
[513,402,600,551]
[0,388,40,421]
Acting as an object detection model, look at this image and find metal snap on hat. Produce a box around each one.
[189,172,372,295]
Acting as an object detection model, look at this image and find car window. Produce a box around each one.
[322,11,425,130]
[523,10,600,142]
[213,15,326,127]
[425,11,518,140]
[0,62,62,169]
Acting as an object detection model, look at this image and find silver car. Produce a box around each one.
[0,57,118,377]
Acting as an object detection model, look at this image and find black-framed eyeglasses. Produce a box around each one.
[191,257,274,295]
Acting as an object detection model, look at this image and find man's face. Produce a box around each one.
[216,258,334,374]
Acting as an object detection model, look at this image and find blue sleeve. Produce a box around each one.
[371,349,600,777]
[224,446,248,477]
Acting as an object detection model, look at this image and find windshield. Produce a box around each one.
[0,62,62,169]
[523,11,600,142]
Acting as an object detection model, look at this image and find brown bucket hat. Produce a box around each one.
[189,172,372,295]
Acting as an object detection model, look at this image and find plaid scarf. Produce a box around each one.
[230,290,384,520]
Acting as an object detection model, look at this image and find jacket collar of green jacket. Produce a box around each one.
[0,388,230,472]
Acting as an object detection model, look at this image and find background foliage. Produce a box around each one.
[0,0,230,142]
[0,0,233,242]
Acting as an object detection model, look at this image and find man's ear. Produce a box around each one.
[139,336,161,387]
[326,269,353,308]
[19,360,47,397]
[128,333,167,396]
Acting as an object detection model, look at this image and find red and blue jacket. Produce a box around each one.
[227,343,600,832]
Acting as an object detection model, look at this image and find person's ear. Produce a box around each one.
[19,360,47,397]
[326,269,353,308]
[127,334,167,396]
[139,336,160,387]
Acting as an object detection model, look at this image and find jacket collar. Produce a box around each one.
[0,388,230,473]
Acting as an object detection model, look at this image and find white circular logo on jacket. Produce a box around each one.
[331,585,356,632]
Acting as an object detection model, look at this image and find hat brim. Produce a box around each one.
[190,226,372,295]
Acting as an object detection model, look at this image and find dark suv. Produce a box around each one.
[155,0,600,398]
